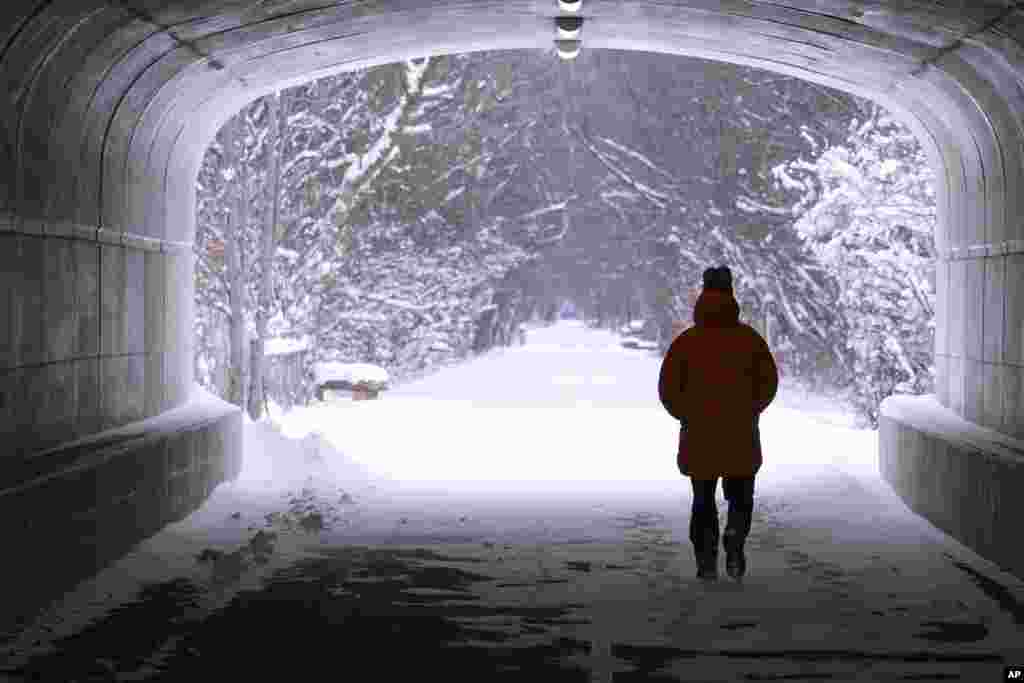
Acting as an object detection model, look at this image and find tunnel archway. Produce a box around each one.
[1,2,1022,619]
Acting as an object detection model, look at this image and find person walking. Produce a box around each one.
[657,266,778,581]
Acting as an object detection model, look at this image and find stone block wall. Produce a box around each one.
[936,253,1024,441]
[0,228,194,459]
[0,389,241,636]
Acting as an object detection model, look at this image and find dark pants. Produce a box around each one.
[689,476,755,553]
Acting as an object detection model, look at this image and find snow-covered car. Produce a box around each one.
[619,319,646,335]
[314,362,390,401]
[620,336,660,350]
[620,319,660,340]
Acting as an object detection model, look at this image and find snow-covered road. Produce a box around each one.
[4,321,1022,682]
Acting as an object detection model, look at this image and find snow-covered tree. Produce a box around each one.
[783,102,937,427]
[535,51,867,371]
[315,213,533,375]
[195,107,260,407]
[197,89,296,413]
[195,49,931,421]
[197,53,546,401]
[280,56,509,371]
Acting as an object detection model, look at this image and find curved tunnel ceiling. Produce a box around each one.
[4,3,1024,422]
[3,0,1024,590]
[2,0,1022,262]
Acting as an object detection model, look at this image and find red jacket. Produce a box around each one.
[658,288,778,479]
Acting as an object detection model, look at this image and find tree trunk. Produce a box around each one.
[224,112,248,409]
[249,91,285,421]
[225,230,245,407]
[473,306,497,353]
[248,337,264,419]
[222,111,249,411]
[213,312,228,397]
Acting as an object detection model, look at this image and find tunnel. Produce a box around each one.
[1,0,1023,632]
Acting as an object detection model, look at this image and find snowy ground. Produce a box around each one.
[4,320,1022,682]
[248,319,876,498]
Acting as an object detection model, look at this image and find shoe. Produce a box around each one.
[695,528,719,580]
[696,550,718,580]
[725,549,745,580]
[723,530,746,580]
[696,561,718,580]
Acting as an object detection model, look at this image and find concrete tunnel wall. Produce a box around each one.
[0,1,1022,616]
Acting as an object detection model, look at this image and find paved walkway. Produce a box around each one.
[3,321,1022,681]
[3,463,1022,682]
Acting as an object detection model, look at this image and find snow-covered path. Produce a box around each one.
[4,321,1023,682]
[263,319,877,492]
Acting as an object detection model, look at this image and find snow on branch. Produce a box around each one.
[576,127,671,209]
[283,149,321,176]
[736,195,794,216]
[361,292,434,314]
[324,152,359,171]
[513,199,574,222]
[429,120,533,191]
[404,57,431,94]
[422,82,453,97]
[773,280,806,336]
[320,60,433,224]
[596,136,677,181]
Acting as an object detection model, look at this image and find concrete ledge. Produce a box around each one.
[0,387,241,636]
[0,219,188,253]
[943,240,1024,258]
[880,394,1024,581]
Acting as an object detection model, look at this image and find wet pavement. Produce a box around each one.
[2,464,1023,682]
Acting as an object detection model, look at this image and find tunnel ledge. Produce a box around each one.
[880,394,1024,581]
[881,394,1024,465]
[0,387,241,632]
[2,387,241,498]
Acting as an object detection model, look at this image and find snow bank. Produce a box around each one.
[236,418,388,493]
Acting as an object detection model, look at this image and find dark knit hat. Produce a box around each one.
[702,265,733,292]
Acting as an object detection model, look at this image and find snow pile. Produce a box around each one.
[236,417,385,492]
[314,361,390,388]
